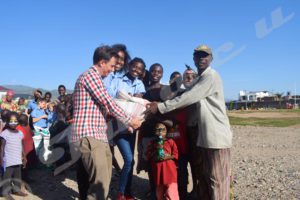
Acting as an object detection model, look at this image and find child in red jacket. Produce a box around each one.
[147,119,179,200]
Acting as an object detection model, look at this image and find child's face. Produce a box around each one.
[8,116,18,129]
[19,99,25,105]
[129,62,144,78]
[45,94,51,102]
[38,101,47,109]
[155,123,167,138]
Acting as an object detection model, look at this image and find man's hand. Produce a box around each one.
[128,117,143,130]
[145,102,159,115]
[161,153,173,161]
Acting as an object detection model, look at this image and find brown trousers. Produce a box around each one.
[77,137,112,200]
[187,126,231,200]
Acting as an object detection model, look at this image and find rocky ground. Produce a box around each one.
[1,126,299,200]
[232,126,300,199]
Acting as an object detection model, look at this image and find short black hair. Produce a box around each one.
[18,114,28,126]
[0,109,11,123]
[7,112,19,122]
[93,45,119,65]
[36,89,43,96]
[170,71,181,80]
[58,85,66,90]
[45,92,52,98]
[149,63,163,72]
[129,57,146,70]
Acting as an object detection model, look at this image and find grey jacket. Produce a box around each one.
[158,67,232,149]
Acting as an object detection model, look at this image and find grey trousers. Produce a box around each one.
[77,137,112,200]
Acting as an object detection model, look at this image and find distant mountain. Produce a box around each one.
[2,84,73,98]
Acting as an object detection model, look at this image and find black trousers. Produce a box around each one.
[1,165,22,196]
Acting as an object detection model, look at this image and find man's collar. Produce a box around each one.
[91,65,103,79]
[123,74,139,84]
[91,65,98,73]
[198,66,211,76]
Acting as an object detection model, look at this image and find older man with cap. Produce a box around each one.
[146,44,232,199]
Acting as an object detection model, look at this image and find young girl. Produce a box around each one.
[110,57,146,98]
[103,44,131,179]
[0,112,27,198]
[112,57,146,200]
[103,44,131,97]
[147,119,179,200]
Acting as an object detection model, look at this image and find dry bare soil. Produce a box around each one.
[1,111,300,199]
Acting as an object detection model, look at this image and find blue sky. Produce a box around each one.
[0,0,299,99]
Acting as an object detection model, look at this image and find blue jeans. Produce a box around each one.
[114,132,136,194]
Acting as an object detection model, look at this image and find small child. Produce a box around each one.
[31,98,51,163]
[147,119,179,200]
[46,101,57,128]
[31,98,49,136]
[17,114,37,173]
[0,112,27,198]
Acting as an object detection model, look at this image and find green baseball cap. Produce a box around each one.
[194,44,212,55]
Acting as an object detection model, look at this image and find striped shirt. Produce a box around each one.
[0,129,23,167]
[71,66,131,143]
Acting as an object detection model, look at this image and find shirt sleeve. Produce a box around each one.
[30,109,38,118]
[109,78,120,98]
[103,73,116,97]
[136,80,146,94]
[27,102,32,110]
[82,71,131,126]
[47,111,54,122]
[0,131,6,140]
[158,72,215,114]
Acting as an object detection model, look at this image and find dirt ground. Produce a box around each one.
[1,114,300,199]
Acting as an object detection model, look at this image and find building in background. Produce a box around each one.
[226,90,300,110]
[238,90,272,102]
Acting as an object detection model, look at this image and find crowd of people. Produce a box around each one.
[0,85,73,200]
[0,43,233,200]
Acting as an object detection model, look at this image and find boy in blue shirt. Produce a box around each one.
[31,98,51,163]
